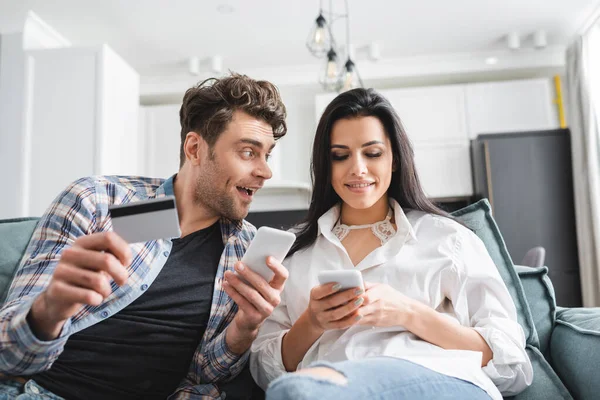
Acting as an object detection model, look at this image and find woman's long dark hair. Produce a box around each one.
[289,88,452,256]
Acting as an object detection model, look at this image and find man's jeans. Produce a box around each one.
[266,357,492,400]
[0,379,64,400]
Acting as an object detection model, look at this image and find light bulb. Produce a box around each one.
[314,27,325,45]
[327,60,337,79]
[343,71,353,91]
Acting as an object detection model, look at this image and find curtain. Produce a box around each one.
[566,22,600,307]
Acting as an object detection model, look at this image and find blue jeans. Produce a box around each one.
[0,379,64,400]
[266,357,492,400]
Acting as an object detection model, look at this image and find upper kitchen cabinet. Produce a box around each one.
[138,104,181,179]
[465,78,559,137]
[23,45,139,217]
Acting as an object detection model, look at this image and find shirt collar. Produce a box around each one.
[317,197,418,243]
[154,174,175,198]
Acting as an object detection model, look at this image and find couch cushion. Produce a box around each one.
[514,265,556,358]
[511,345,572,400]
[451,199,539,348]
[0,217,39,304]
[550,307,600,400]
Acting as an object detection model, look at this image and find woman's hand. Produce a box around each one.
[306,283,364,332]
[357,282,415,328]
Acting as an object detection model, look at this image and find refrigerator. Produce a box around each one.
[471,128,582,307]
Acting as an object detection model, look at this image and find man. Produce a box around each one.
[0,73,289,399]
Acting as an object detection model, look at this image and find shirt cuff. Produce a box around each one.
[474,325,533,393]
[203,328,250,383]
[1,298,71,374]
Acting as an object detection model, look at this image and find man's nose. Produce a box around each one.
[254,158,273,180]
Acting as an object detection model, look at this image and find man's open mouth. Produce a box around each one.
[237,186,256,197]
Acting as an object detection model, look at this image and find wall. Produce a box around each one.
[0,33,26,219]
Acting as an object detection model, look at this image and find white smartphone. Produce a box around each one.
[239,226,296,283]
[109,196,181,244]
[318,270,365,291]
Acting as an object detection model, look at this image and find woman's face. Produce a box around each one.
[329,116,395,211]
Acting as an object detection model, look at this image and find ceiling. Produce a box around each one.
[1,0,599,79]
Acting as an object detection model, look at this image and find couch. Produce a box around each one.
[1,199,599,399]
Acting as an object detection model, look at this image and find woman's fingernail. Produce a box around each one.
[355,289,364,296]
[332,283,342,291]
[355,315,363,321]
[354,298,364,306]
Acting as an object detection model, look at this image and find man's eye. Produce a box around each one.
[241,150,254,159]
[266,153,272,162]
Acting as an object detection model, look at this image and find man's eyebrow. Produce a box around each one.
[238,138,276,151]
[330,141,384,149]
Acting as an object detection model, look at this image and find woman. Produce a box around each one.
[249,88,532,400]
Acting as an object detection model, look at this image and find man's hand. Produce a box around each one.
[28,232,132,341]
[222,256,288,354]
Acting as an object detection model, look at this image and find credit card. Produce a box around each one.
[109,196,181,243]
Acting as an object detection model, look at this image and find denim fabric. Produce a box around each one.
[0,379,64,400]
[266,357,491,400]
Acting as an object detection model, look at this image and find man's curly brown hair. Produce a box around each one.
[178,73,287,167]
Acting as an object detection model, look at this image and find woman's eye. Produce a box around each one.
[366,152,383,158]
[331,153,348,161]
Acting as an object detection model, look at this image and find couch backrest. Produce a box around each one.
[0,217,40,304]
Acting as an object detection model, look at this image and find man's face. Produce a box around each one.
[194,111,275,220]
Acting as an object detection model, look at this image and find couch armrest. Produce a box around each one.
[550,307,600,400]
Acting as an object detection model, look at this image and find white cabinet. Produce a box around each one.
[413,144,472,198]
[465,79,559,137]
[138,104,181,179]
[22,45,139,217]
[383,86,472,198]
[382,85,468,144]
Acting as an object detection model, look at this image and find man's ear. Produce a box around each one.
[183,131,209,166]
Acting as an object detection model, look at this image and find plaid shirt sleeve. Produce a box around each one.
[0,178,97,375]
[199,324,249,383]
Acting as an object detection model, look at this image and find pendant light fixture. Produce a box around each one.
[306,0,362,92]
[306,12,331,57]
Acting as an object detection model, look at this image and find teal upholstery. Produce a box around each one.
[512,346,572,400]
[551,307,600,400]
[514,265,556,357]
[451,200,539,349]
[0,217,40,304]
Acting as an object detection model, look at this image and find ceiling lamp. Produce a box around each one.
[306,0,363,92]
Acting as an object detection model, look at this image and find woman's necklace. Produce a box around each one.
[332,207,396,245]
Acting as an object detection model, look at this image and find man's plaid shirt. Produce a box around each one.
[0,175,257,399]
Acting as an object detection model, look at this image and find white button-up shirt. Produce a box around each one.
[250,199,533,399]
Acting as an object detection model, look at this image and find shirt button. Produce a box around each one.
[101,311,109,318]
[141,284,148,291]
[163,251,169,257]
